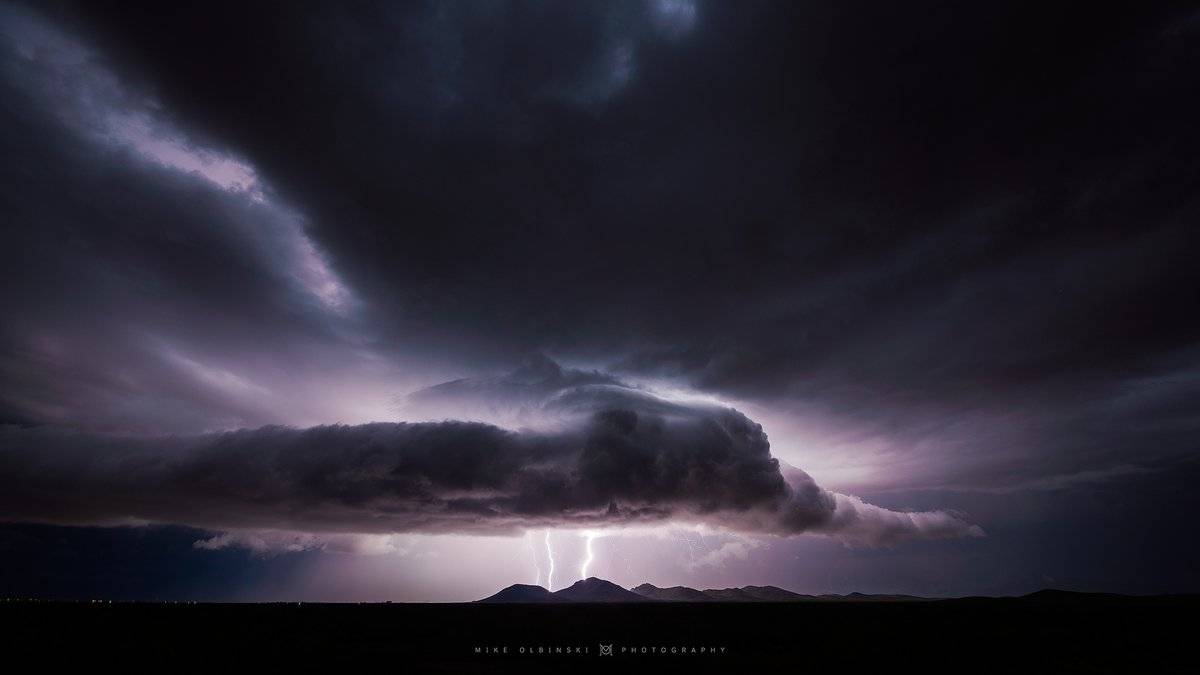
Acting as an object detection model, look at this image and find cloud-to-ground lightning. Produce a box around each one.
[544,530,555,591]
[580,531,597,579]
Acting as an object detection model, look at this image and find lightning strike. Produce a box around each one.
[544,530,555,592]
[580,531,597,580]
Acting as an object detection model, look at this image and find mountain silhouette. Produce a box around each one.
[637,583,815,602]
[478,578,651,603]
[478,577,944,603]
[740,585,809,601]
[632,583,716,602]
[476,583,557,603]
[702,587,764,602]
[552,577,653,602]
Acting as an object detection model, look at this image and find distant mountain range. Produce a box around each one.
[479,578,652,603]
[477,577,933,603]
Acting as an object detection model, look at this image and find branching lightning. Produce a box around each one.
[675,529,699,565]
[671,526,713,570]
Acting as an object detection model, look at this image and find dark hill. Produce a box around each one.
[702,587,762,602]
[479,578,945,603]
[552,577,652,603]
[477,584,556,603]
[632,583,716,602]
[740,585,810,601]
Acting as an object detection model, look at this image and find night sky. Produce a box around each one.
[1,1,1198,601]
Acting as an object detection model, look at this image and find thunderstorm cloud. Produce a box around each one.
[1,0,1198,598]
[0,361,981,546]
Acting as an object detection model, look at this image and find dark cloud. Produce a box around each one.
[0,0,1197,597]
[6,0,1188,494]
[401,353,620,425]
[0,367,980,545]
[0,3,427,432]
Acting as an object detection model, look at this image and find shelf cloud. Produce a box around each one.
[0,362,981,546]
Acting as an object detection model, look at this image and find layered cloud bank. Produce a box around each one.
[0,364,981,547]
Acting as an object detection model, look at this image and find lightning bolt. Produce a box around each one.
[672,527,711,570]
[580,531,597,580]
[677,529,699,565]
[545,530,556,591]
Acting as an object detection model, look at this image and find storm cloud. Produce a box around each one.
[1,1,1198,597]
[0,367,981,546]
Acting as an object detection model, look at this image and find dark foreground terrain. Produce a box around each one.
[3,593,1196,673]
